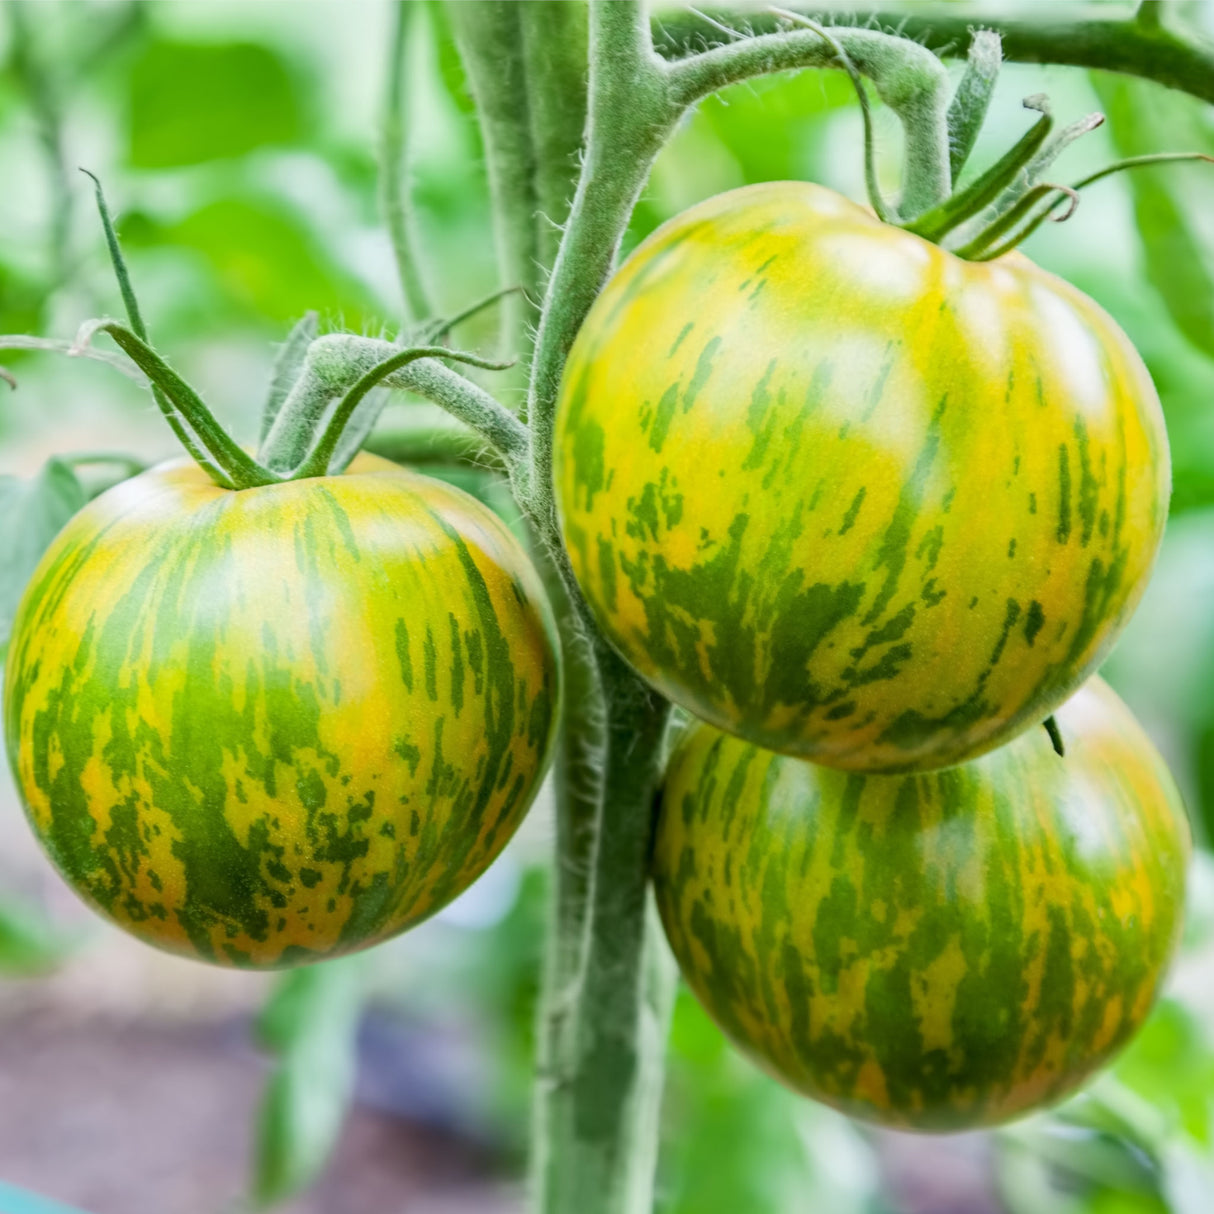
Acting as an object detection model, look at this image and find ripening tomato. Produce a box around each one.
[653,678,1189,1130]
[554,182,1169,772]
[4,454,559,968]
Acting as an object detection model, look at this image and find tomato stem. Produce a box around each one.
[380,0,434,329]
[769,10,895,223]
[293,344,516,480]
[256,333,530,484]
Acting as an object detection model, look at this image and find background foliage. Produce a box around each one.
[4,3,1214,1212]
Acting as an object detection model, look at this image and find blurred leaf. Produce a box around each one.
[253,956,364,1207]
[0,457,85,660]
[126,39,306,168]
[1110,998,1214,1146]
[0,261,46,345]
[659,987,882,1214]
[1181,850,1214,952]
[698,70,864,185]
[1091,75,1214,359]
[0,893,75,975]
[135,197,377,328]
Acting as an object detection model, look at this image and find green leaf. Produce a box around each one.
[1090,75,1214,360]
[0,458,85,660]
[126,39,306,167]
[253,957,364,1207]
[0,894,75,975]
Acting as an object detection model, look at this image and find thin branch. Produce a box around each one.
[663,23,952,215]
[380,0,434,326]
[259,333,529,484]
[447,2,543,355]
[653,6,1214,107]
[294,345,520,480]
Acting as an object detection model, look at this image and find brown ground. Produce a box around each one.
[0,1008,519,1214]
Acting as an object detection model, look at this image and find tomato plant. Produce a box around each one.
[3,4,1214,1213]
[3,454,559,967]
[653,677,1190,1130]
[556,180,1170,773]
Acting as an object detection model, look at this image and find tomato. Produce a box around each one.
[554,181,1170,772]
[3,454,559,968]
[653,678,1189,1130]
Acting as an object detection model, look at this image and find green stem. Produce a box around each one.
[663,23,952,215]
[652,6,1214,108]
[531,637,674,1214]
[293,345,519,480]
[258,335,529,486]
[380,0,434,326]
[445,1,543,357]
[527,0,672,543]
[260,312,319,443]
[517,1,590,273]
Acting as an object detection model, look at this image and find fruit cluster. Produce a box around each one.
[554,182,1189,1129]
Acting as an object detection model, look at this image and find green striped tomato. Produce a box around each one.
[653,678,1189,1130]
[3,454,559,969]
[554,181,1170,773]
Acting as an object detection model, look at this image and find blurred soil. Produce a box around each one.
[0,1005,519,1214]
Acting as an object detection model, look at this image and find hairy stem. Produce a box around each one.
[531,638,674,1214]
[527,0,673,542]
[258,335,529,487]
[381,0,434,326]
[518,1,591,272]
[663,23,952,215]
[445,1,543,359]
[652,6,1214,107]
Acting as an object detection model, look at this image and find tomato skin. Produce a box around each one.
[653,678,1190,1131]
[554,181,1170,773]
[3,454,559,968]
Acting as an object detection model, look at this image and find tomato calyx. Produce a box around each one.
[778,20,1214,262]
[68,172,522,492]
